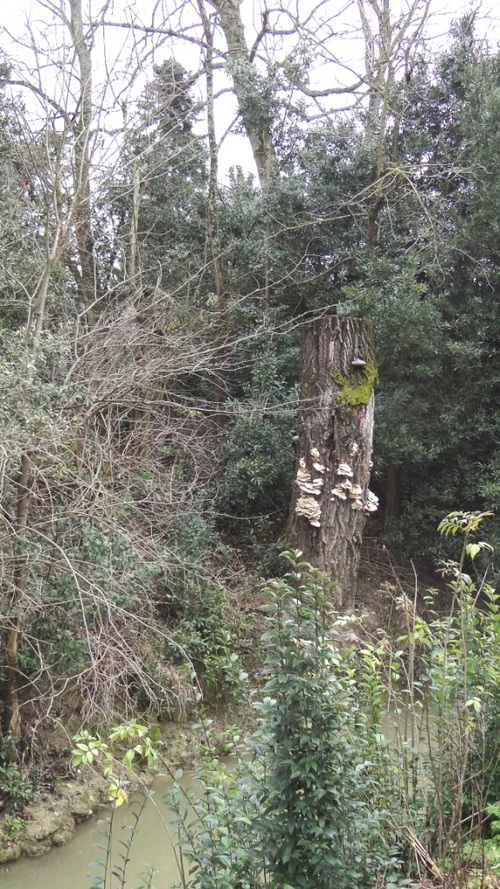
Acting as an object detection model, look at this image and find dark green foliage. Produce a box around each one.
[361,21,500,556]
[170,554,399,889]
[216,413,295,532]
[0,736,39,811]
[213,301,298,542]
[228,18,500,562]
[168,587,245,704]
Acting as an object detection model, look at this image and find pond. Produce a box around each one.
[0,708,431,889]
[0,774,187,889]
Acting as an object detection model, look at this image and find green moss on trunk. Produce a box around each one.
[332,358,378,406]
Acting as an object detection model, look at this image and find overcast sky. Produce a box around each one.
[1,0,499,180]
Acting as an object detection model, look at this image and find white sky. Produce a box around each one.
[1,0,499,181]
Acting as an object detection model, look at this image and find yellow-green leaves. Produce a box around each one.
[72,722,160,808]
[438,510,493,538]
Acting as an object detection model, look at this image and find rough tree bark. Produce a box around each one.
[208,0,277,187]
[288,316,378,609]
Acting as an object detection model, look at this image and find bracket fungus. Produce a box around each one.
[364,490,379,513]
[296,458,324,496]
[337,462,354,478]
[331,463,379,515]
[331,478,352,500]
[351,489,379,513]
[296,495,322,527]
[294,450,325,527]
[331,487,347,500]
[348,483,363,500]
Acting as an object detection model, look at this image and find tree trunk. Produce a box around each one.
[198,0,227,303]
[383,464,401,535]
[69,0,96,311]
[209,0,277,187]
[288,316,378,609]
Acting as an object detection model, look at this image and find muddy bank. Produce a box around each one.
[0,713,241,866]
[0,768,104,864]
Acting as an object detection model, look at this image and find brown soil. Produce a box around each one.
[0,765,105,864]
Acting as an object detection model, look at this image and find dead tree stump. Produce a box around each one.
[288,316,378,609]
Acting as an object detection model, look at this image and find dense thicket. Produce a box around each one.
[373,19,500,557]
[1,4,500,750]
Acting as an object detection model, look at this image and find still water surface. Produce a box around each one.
[0,711,428,889]
[0,775,186,889]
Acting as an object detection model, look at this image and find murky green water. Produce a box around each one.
[0,709,431,889]
[0,775,186,889]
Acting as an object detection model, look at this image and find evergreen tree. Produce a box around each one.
[279,19,500,560]
[109,59,209,296]
[373,19,500,555]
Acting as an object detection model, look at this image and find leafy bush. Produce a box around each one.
[168,588,246,705]
[170,553,400,889]
[214,312,298,544]
[216,414,295,535]
[0,736,39,812]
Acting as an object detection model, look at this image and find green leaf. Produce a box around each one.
[466,543,481,560]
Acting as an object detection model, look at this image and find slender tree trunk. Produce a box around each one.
[288,316,378,609]
[69,0,96,311]
[128,157,141,288]
[198,0,227,304]
[383,464,401,535]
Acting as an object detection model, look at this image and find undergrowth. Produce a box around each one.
[72,512,500,889]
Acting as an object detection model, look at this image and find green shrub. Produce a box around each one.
[0,736,39,812]
[170,553,400,889]
[168,588,246,705]
[216,414,295,537]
